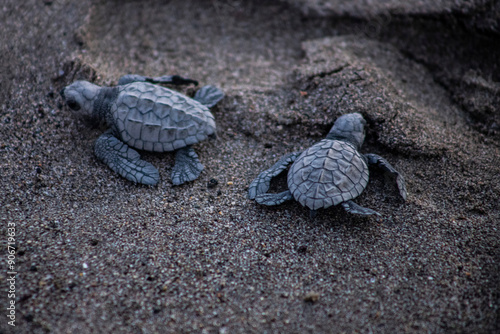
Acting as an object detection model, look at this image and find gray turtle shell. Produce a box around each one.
[288,139,369,210]
[110,82,215,152]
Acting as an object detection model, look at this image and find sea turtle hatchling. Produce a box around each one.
[61,74,224,186]
[248,113,407,216]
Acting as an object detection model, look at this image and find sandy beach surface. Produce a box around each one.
[1,1,499,333]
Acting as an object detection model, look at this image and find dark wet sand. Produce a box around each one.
[1,1,499,333]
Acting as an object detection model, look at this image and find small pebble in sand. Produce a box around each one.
[304,291,320,303]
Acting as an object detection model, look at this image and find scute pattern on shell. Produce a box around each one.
[111,82,216,152]
[288,139,369,210]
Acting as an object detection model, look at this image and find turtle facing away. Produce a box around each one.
[248,113,407,216]
[61,74,224,186]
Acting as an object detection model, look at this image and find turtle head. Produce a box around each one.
[60,81,100,119]
[326,113,366,149]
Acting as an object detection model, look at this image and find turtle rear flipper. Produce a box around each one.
[171,146,204,186]
[194,85,225,108]
[255,190,293,206]
[95,131,159,185]
[342,200,381,216]
[117,74,198,86]
[248,151,301,199]
[365,153,407,200]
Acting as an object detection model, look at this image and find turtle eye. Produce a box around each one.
[66,99,81,111]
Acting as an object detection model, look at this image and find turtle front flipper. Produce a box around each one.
[194,85,225,108]
[364,153,407,200]
[248,151,302,199]
[255,190,293,206]
[117,74,198,86]
[342,200,381,216]
[171,146,204,186]
[94,131,159,186]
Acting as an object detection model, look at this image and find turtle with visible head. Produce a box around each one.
[248,113,407,216]
[61,74,224,186]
